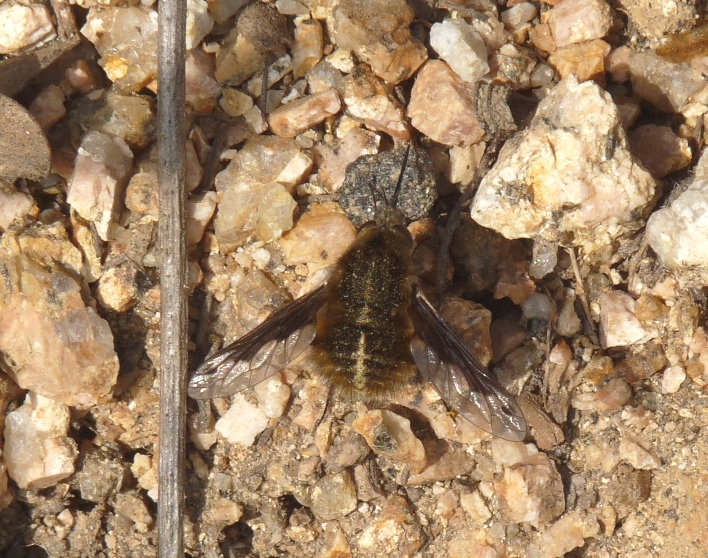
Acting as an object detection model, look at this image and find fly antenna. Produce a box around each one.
[390,144,411,209]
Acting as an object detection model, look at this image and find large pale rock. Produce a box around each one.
[0,229,119,409]
[470,76,656,249]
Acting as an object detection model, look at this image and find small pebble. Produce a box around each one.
[309,471,358,521]
[215,393,270,446]
[660,365,686,394]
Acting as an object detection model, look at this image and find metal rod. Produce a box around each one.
[157,0,187,555]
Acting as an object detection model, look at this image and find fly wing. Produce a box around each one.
[411,289,527,442]
[188,284,328,399]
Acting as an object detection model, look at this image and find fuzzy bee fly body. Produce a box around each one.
[311,209,417,400]
[189,146,527,442]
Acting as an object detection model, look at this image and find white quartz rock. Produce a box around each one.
[215,393,270,446]
[429,18,489,83]
[599,291,655,349]
[4,393,77,490]
[186,0,213,50]
[470,76,656,248]
[646,150,708,276]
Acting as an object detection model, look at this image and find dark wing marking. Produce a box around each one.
[411,289,527,442]
[188,284,328,399]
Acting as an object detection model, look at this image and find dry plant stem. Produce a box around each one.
[157,0,187,556]
[566,246,598,342]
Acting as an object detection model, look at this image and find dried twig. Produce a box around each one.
[157,0,187,556]
[566,246,599,344]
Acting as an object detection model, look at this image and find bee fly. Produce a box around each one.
[189,146,527,442]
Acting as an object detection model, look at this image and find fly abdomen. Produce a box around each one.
[312,224,418,400]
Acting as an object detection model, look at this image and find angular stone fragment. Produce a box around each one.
[219,135,313,189]
[0,182,38,232]
[470,76,656,247]
[329,0,426,84]
[628,124,692,179]
[3,393,78,489]
[292,18,323,78]
[356,36,427,86]
[406,441,478,484]
[0,230,119,409]
[310,471,358,521]
[211,136,311,250]
[599,291,655,348]
[186,49,222,112]
[85,92,156,150]
[661,365,686,394]
[356,494,424,555]
[253,374,291,419]
[307,59,343,94]
[547,0,612,48]
[0,2,56,55]
[186,0,214,50]
[81,6,159,91]
[408,60,485,146]
[528,511,601,558]
[68,130,134,241]
[629,51,706,113]
[646,150,708,275]
[214,181,297,250]
[215,393,270,446]
[501,2,538,32]
[314,128,380,191]
[353,409,427,473]
[28,84,66,130]
[430,18,489,83]
[341,69,410,140]
[114,492,153,525]
[494,452,565,527]
[619,438,660,470]
[125,160,158,218]
[279,203,357,271]
[268,89,341,138]
[186,191,218,245]
[95,259,139,312]
[215,31,263,85]
[572,378,632,412]
[547,39,611,83]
